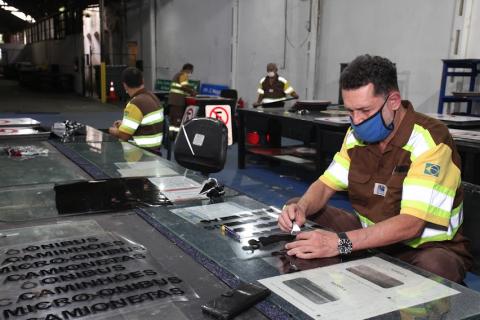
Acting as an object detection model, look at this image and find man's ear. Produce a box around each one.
[388,91,402,111]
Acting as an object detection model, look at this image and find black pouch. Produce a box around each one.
[201,282,270,319]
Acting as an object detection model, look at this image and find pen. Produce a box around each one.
[221,225,241,242]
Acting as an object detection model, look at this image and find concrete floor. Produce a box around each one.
[0,77,122,128]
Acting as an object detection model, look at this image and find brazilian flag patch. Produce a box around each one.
[424,163,440,177]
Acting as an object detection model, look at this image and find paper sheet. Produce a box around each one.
[115,160,178,177]
[259,256,459,320]
[170,202,250,224]
[148,176,208,202]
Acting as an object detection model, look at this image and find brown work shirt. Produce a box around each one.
[320,101,471,262]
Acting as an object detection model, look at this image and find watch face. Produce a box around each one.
[338,238,353,255]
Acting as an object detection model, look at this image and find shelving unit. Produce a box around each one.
[437,59,480,114]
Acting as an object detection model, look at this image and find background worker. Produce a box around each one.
[253,62,298,108]
[109,67,164,155]
[278,54,472,284]
[167,63,197,127]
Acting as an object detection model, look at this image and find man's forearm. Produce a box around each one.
[348,214,426,251]
[297,180,336,216]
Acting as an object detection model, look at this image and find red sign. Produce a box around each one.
[208,106,229,125]
[0,128,18,134]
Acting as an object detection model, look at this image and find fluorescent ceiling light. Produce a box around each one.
[0,0,36,23]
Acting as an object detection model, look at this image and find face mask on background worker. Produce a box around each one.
[267,71,275,78]
[350,95,394,143]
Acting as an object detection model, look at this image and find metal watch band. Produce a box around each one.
[337,232,353,255]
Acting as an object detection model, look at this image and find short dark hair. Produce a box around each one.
[121,67,143,88]
[182,63,194,71]
[340,54,398,96]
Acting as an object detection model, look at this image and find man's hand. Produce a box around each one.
[252,102,261,108]
[113,120,122,128]
[278,203,307,232]
[285,229,339,259]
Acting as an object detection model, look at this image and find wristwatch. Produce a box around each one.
[337,232,353,255]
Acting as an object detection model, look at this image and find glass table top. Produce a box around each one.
[0,140,90,187]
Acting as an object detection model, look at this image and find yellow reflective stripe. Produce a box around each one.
[257,88,265,94]
[133,133,163,147]
[284,86,294,94]
[405,205,462,247]
[119,126,135,135]
[403,177,456,197]
[170,88,186,95]
[262,98,285,103]
[278,76,288,83]
[319,171,347,191]
[120,117,140,131]
[345,129,364,149]
[402,124,436,161]
[355,211,374,228]
[180,81,189,86]
[356,205,462,248]
[401,199,451,220]
[141,110,164,125]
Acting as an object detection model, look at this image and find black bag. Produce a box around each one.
[174,118,227,173]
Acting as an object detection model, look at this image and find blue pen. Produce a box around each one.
[221,225,241,241]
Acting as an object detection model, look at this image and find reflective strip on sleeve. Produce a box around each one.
[405,204,463,247]
[120,118,140,132]
[259,77,266,84]
[345,129,364,149]
[141,110,164,125]
[355,205,463,248]
[319,153,349,190]
[278,76,287,83]
[262,97,286,103]
[284,86,294,94]
[402,124,436,161]
[257,88,265,94]
[180,81,189,86]
[402,183,455,221]
[132,133,163,148]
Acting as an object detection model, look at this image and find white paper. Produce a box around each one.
[148,176,208,202]
[449,128,480,141]
[314,116,350,124]
[170,202,250,224]
[426,113,480,122]
[115,160,178,177]
[274,155,314,164]
[259,256,459,320]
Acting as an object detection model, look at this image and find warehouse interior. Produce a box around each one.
[1,1,480,319]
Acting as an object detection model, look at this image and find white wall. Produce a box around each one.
[235,0,314,105]
[315,0,457,112]
[153,0,233,87]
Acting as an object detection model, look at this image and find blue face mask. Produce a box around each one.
[350,96,394,143]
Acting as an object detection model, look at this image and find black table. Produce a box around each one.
[237,107,349,174]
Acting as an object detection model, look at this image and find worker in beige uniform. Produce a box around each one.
[109,67,163,155]
[253,63,298,108]
[167,63,197,127]
[278,54,472,283]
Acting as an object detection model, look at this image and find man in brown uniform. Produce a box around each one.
[109,67,163,155]
[254,63,298,108]
[167,63,197,127]
[278,55,472,283]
